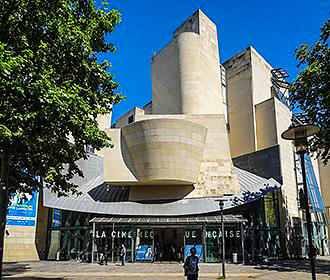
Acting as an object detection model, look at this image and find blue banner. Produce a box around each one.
[184,245,203,261]
[7,191,38,226]
[135,245,153,261]
[52,209,61,228]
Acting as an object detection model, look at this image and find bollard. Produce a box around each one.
[232,252,238,263]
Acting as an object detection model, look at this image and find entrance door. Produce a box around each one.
[154,228,184,262]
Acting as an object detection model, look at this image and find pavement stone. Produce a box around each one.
[2,256,330,280]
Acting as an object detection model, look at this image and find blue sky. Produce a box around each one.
[97,0,329,123]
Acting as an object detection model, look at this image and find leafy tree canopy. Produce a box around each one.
[289,19,330,164]
[0,0,123,196]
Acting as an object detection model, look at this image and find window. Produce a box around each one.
[128,115,134,124]
[220,65,228,124]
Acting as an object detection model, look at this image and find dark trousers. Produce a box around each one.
[187,275,198,280]
[121,255,125,266]
[99,254,108,265]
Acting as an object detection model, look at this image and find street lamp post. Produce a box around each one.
[281,123,320,280]
[220,200,225,279]
[216,197,230,279]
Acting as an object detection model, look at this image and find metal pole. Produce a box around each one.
[221,206,226,278]
[184,227,186,262]
[112,223,115,263]
[152,228,154,263]
[300,152,316,280]
[92,223,96,263]
[131,226,134,263]
[241,222,245,264]
[203,225,207,263]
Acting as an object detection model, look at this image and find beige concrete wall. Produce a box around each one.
[250,47,273,106]
[35,192,51,260]
[273,98,299,218]
[35,192,49,260]
[225,47,275,158]
[151,36,182,114]
[224,48,256,157]
[4,225,39,262]
[151,10,223,115]
[115,107,144,128]
[187,115,239,197]
[47,230,61,260]
[255,98,278,150]
[318,160,330,207]
[254,96,299,218]
[103,128,138,183]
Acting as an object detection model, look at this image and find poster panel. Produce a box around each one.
[135,245,153,261]
[52,209,61,228]
[184,244,203,261]
[6,191,38,226]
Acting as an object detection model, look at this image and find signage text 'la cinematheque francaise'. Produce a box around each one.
[95,229,241,239]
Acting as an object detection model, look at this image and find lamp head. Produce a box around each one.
[215,195,233,209]
[281,124,320,153]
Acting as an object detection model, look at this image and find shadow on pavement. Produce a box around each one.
[247,258,330,275]
[3,263,64,280]
[2,276,66,280]
[3,262,31,277]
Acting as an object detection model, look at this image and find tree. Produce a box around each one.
[289,19,330,164]
[0,0,122,276]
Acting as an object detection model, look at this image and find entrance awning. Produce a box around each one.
[90,214,247,225]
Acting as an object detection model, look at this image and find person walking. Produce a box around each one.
[154,243,160,262]
[99,244,109,265]
[169,245,176,263]
[120,244,126,266]
[177,245,184,263]
[180,245,184,263]
[183,247,199,280]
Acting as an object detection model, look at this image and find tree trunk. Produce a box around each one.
[0,150,10,279]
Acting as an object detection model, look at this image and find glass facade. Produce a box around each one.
[293,152,329,257]
[205,225,242,262]
[232,191,282,262]
[47,210,246,263]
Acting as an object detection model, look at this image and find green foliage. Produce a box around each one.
[289,19,330,164]
[0,0,123,196]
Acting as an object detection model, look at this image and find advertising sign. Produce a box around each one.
[6,191,38,226]
[135,245,153,261]
[52,209,61,228]
[184,245,203,261]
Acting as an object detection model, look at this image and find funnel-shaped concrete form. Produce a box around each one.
[121,118,207,184]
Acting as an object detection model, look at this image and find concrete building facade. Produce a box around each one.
[224,46,329,257]
[4,9,328,263]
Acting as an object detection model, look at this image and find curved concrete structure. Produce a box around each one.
[177,32,222,114]
[121,118,207,184]
[151,10,223,115]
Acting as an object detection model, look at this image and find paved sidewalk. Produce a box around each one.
[3,256,330,280]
